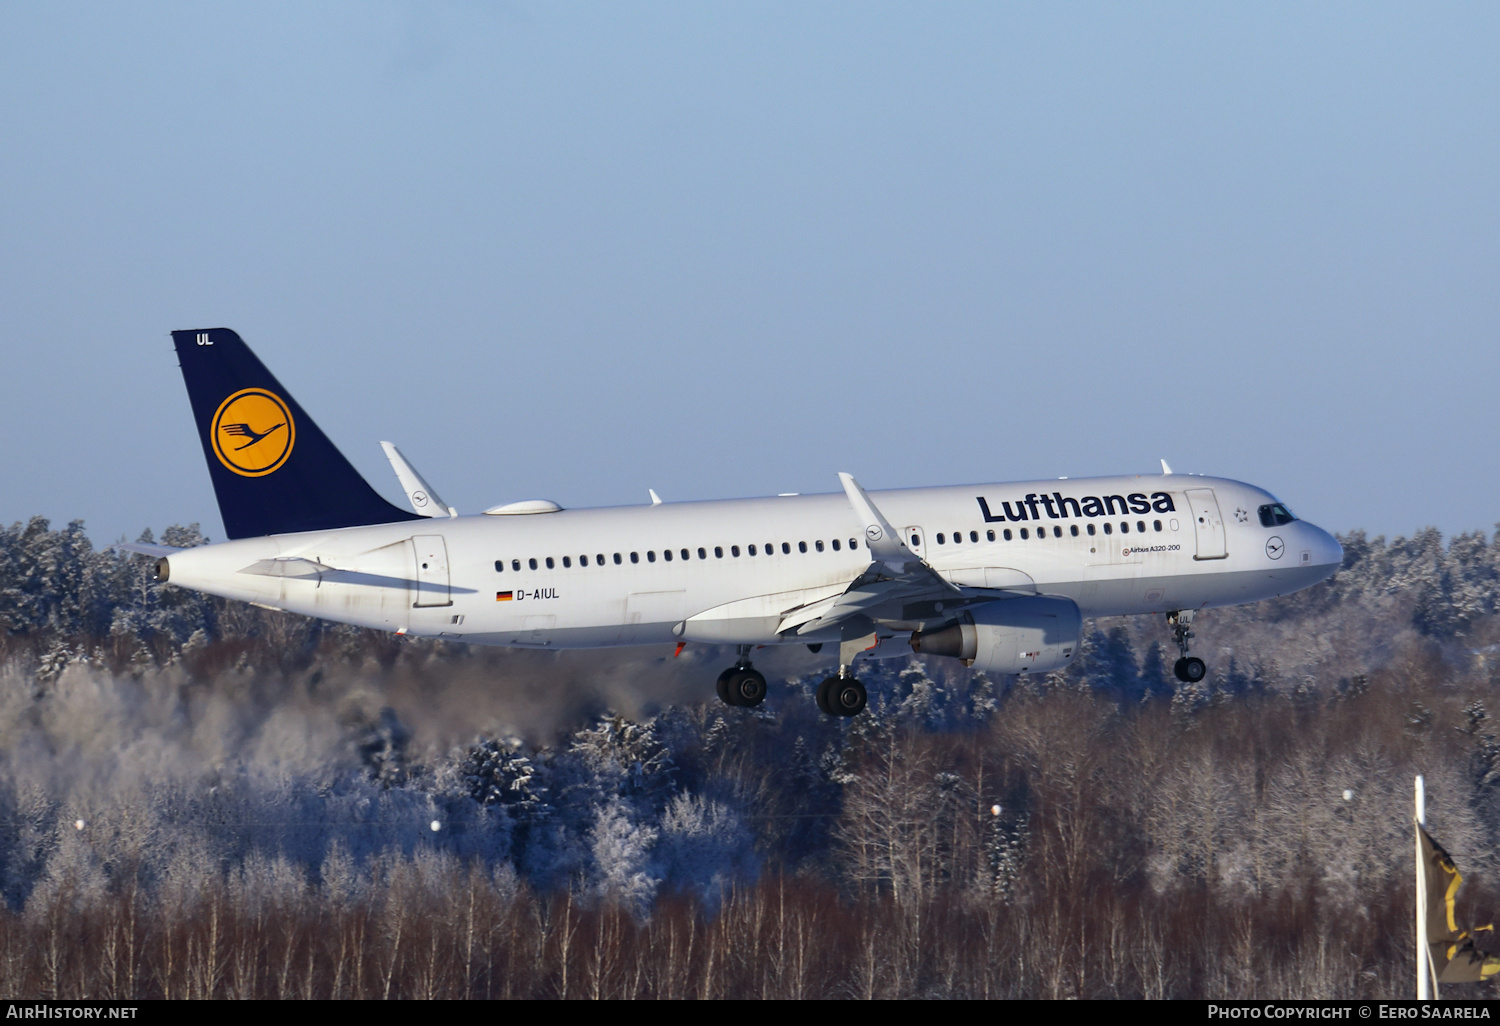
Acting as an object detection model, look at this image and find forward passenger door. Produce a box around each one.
[1184,489,1227,560]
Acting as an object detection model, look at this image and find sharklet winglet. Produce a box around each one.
[381,441,455,517]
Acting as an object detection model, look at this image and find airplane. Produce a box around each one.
[124,328,1344,716]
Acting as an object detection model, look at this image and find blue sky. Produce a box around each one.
[2,3,1496,544]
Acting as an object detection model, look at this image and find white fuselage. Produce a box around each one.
[162,474,1343,650]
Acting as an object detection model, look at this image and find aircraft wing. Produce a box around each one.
[776,474,963,637]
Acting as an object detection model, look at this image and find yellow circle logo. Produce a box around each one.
[210,388,295,477]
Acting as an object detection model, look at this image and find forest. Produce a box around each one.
[0,514,1498,998]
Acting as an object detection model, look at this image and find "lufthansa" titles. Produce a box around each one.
[976,491,1176,523]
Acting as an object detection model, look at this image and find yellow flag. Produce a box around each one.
[1418,823,1500,983]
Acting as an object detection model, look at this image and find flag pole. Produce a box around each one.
[1416,774,1429,1001]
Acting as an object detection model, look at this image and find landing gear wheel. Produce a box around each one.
[829,678,867,717]
[1166,612,1206,685]
[1173,656,1206,683]
[816,677,838,715]
[729,669,767,707]
[717,668,736,706]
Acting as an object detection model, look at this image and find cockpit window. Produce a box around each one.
[1258,503,1297,527]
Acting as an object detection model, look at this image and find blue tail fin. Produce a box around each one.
[172,328,423,540]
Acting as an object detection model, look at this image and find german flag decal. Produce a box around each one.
[496,591,514,602]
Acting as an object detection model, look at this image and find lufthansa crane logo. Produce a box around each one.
[210,388,295,477]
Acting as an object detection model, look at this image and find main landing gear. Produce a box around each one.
[717,646,768,708]
[1167,610,1207,684]
[814,630,873,717]
[816,674,867,717]
[712,635,871,717]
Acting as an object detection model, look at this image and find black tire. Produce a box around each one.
[732,669,767,707]
[831,678,867,717]
[1181,656,1207,683]
[816,677,838,715]
[717,668,737,706]
[1172,657,1189,682]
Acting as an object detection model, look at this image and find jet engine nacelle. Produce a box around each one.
[909,596,1082,675]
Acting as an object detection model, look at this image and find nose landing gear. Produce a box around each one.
[1167,610,1207,684]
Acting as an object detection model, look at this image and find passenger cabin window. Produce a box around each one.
[1103,523,1113,535]
[613,553,622,565]
[936,533,945,545]
[715,547,723,558]
[562,556,571,567]
[1020,528,1029,539]
[987,530,996,541]
[682,549,690,560]
[731,545,740,557]
[698,548,707,559]
[850,539,858,549]
[800,542,808,553]
[512,559,521,571]
[815,540,825,552]
[597,553,606,564]
[1070,525,1079,537]
[748,544,756,556]
[1137,521,1146,533]
[782,543,791,554]
[970,531,979,542]
[831,539,841,551]
[630,552,639,564]
[1087,524,1096,536]
[663,549,672,561]
[495,560,504,573]
[1003,529,1013,540]
[529,558,538,570]
[1258,504,1298,527]
[648,551,656,562]
[545,557,555,569]
[1153,521,1161,532]
[580,555,588,566]
[1121,523,1130,534]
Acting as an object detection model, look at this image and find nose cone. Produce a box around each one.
[1307,523,1343,577]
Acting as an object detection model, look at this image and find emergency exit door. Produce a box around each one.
[903,526,927,559]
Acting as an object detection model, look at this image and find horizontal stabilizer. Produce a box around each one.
[239,557,338,579]
[115,542,181,558]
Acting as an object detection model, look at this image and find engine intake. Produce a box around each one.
[910,596,1081,675]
